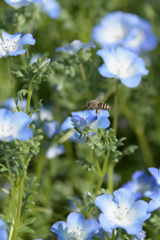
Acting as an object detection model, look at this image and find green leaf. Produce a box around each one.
[18,226,34,233]
[11,70,24,77]
[23,217,36,226]
[0,163,8,172]
[76,158,98,173]
[16,89,28,100]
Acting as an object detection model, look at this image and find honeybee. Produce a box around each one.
[86,93,111,114]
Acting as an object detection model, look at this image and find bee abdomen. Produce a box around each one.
[98,103,111,110]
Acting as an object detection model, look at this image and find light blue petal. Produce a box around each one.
[50,221,68,237]
[122,222,143,235]
[40,0,61,19]
[113,188,135,206]
[82,219,100,238]
[85,115,98,124]
[66,212,85,230]
[99,213,115,233]
[149,189,160,202]
[120,75,141,88]
[0,228,8,240]
[98,64,116,78]
[148,200,160,212]
[148,167,160,185]
[61,117,72,131]
[55,47,66,52]
[14,34,35,51]
[95,194,116,216]
[0,109,12,123]
[11,112,32,129]
[128,200,151,222]
[16,127,33,141]
[7,49,26,56]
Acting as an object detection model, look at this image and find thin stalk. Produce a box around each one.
[5,145,16,221]
[120,99,155,167]
[113,81,118,136]
[94,151,110,195]
[7,58,17,105]
[103,84,117,102]
[5,186,18,218]
[11,157,31,240]
[79,59,92,99]
[107,163,114,194]
[119,227,121,240]
[26,81,33,114]
[89,148,94,191]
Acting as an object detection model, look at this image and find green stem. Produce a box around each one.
[119,228,121,240]
[89,148,94,191]
[26,81,33,114]
[107,163,114,194]
[113,81,118,136]
[119,98,155,167]
[11,157,31,240]
[79,59,92,99]
[5,145,16,221]
[5,186,18,218]
[94,151,110,195]
[7,58,17,105]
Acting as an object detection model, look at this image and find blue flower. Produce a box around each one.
[0,31,35,57]
[122,170,157,200]
[97,47,149,88]
[0,219,8,240]
[0,108,33,142]
[61,110,110,131]
[71,114,98,131]
[46,144,65,159]
[95,188,151,234]
[5,0,42,9]
[55,40,96,55]
[148,167,160,185]
[2,97,28,112]
[43,121,60,139]
[50,212,100,240]
[131,230,146,240]
[92,11,157,53]
[38,0,61,19]
[148,189,160,212]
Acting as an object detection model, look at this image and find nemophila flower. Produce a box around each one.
[95,188,151,234]
[0,108,33,142]
[0,219,8,240]
[92,11,157,53]
[122,170,157,200]
[2,97,28,112]
[50,212,100,240]
[46,144,65,159]
[97,47,149,88]
[61,110,110,131]
[55,40,96,55]
[0,31,35,58]
[71,114,98,131]
[148,189,160,212]
[5,0,42,9]
[38,0,61,19]
[43,121,60,139]
[148,167,160,185]
[131,230,146,240]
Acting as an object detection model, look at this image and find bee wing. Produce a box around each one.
[95,92,104,102]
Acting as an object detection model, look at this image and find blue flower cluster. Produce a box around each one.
[90,11,158,88]
[50,188,151,239]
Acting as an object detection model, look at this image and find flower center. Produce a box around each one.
[110,205,130,223]
[67,227,83,240]
[0,123,14,138]
[0,38,18,52]
[106,23,126,43]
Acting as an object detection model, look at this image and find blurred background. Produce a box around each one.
[0,0,160,239]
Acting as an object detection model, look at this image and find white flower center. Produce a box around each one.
[0,37,18,52]
[0,123,15,138]
[108,57,135,78]
[109,204,131,224]
[126,29,145,48]
[67,227,83,240]
[106,23,126,43]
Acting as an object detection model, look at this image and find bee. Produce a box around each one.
[86,93,111,114]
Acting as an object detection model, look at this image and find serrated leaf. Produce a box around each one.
[16,89,28,100]
[76,158,98,173]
